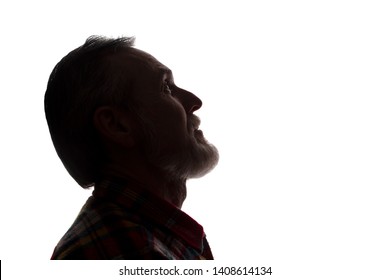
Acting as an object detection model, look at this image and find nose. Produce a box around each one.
[175,87,202,114]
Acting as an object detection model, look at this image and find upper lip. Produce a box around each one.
[189,115,201,131]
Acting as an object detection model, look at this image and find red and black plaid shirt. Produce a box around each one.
[51,178,213,260]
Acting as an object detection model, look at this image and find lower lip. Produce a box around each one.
[194,129,204,138]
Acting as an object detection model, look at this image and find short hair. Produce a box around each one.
[44,36,136,188]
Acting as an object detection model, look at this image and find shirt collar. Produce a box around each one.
[92,177,206,253]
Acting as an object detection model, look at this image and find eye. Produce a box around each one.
[162,80,172,95]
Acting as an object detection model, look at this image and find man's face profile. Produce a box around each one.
[112,48,218,181]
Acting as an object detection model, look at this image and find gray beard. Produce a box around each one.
[156,134,219,180]
[140,114,219,181]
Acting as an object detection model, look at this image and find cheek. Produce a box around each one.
[146,99,188,138]
[166,99,187,127]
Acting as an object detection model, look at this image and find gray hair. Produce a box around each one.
[44,36,136,188]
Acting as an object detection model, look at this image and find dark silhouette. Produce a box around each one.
[45,36,219,260]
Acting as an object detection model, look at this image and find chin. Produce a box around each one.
[189,140,219,178]
[160,135,219,180]
[144,126,219,180]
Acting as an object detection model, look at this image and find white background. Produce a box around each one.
[1,0,390,279]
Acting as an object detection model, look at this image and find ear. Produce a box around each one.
[93,106,136,148]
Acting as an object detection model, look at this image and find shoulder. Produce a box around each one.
[51,198,171,259]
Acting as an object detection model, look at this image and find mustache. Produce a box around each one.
[188,114,201,130]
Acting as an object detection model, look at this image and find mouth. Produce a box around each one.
[193,128,206,143]
[194,128,203,135]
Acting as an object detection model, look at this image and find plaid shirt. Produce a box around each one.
[51,178,213,260]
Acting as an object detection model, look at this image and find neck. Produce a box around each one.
[101,161,187,208]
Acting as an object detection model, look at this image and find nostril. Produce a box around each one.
[189,99,202,113]
[191,96,202,113]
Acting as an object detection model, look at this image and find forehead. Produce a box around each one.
[115,48,171,77]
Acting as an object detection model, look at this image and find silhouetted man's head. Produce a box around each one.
[44,36,219,188]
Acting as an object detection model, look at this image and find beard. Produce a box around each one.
[139,114,219,181]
